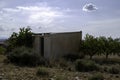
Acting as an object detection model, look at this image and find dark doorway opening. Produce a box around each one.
[41,37,44,56]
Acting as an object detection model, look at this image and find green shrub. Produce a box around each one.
[108,65,120,74]
[48,59,69,69]
[7,46,46,66]
[0,46,6,55]
[88,73,104,80]
[36,67,49,76]
[63,53,85,61]
[93,58,120,65]
[57,59,68,68]
[103,66,108,72]
[55,75,68,80]
[75,59,99,72]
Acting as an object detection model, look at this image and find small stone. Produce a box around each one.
[1,73,4,76]
[75,76,80,80]
[49,78,54,80]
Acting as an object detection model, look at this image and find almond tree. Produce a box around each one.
[81,34,99,59]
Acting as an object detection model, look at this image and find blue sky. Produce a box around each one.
[0,0,120,38]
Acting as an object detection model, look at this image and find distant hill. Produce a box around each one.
[0,39,7,46]
[0,39,7,42]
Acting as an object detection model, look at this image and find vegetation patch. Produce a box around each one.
[7,46,46,66]
[36,67,49,76]
[93,58,120,65]
[1,27,120,80]
[55,75,68,80]
[88,73,104,80]
[63,53,85,61]
[108,65,120,74]
[80,34,120,59]
[75,59,99,72]
[0,46,6,55]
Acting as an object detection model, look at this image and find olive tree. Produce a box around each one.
[7,27,33,51]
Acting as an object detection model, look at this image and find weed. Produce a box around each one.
[0,46,6,55]
[75,59,99,72]
[63,53,85,61]
[55,75,68,80]
[7,46,46,66]
[36,67,49,76]
[88,73,104,80]
[108,65,120,74]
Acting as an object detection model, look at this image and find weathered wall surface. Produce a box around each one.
[49,31,82,59]
[44,36,51,59]
[33,35,41,56]
[33,31,82,60]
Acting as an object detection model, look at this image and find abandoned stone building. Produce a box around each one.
[33,31,82,59]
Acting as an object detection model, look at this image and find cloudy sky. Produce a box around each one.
[0,0,120,38]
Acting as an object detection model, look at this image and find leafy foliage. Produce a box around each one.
[88,73,104,80]
[55,75,68,80]
[36,67,49,76]
[81,34,99,59]
[75,59,99,72]
[81,34,120,59]
[63,53,85,61]
[0,46,6,55]
[7,27,33,51]
[7,46,46,66]
[108,65,120,74]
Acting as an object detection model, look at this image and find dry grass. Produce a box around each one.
[0,54,120,80]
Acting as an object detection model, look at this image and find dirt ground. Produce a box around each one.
[0,55,120,80]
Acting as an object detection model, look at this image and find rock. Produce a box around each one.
[1,73,4,76]
[75,76,80,80]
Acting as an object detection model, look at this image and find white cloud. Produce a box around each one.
[1,4,65,28]
[3,8,20,12]
[83,3,98,12]
[25,6,63,26]
[0,2,70,38]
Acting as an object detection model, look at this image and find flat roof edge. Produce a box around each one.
[33,31,82,35]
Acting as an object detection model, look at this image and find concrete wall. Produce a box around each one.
[49,31,82,59]
[33,35,42,56]
[44,35,52,59]
[33,31,82,59]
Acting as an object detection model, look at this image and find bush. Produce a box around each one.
[57,59,69,68]
[55,75,68,80]
[75,59,99,72]
[88,73,104,80]
[0,46,6,55]
[36,67,49,76]
[63,53,85,61]
[103,66,108,72]
[108,65,120,74]
[93,58,120,65]
[7,46,46,66]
